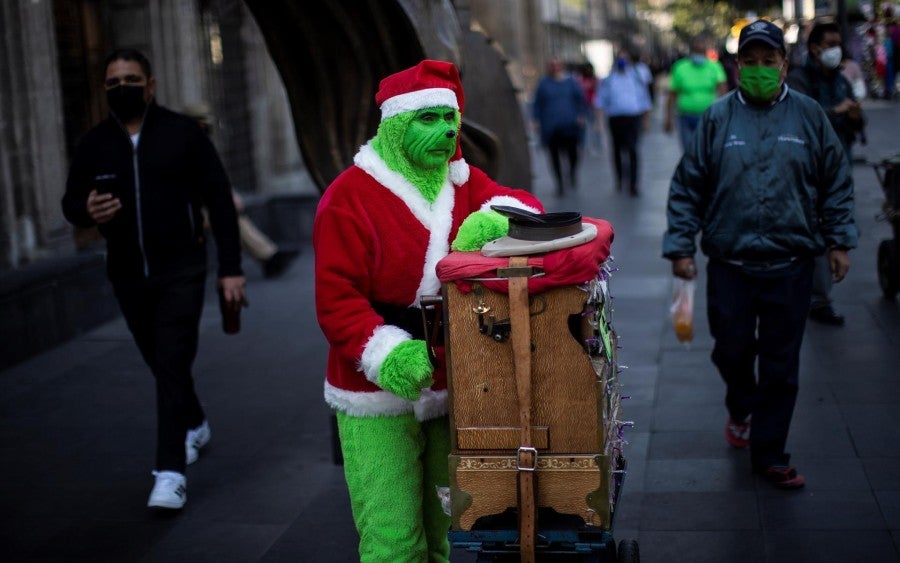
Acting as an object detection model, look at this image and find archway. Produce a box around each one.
[244,0,532,192]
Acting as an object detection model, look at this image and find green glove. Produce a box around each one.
[451,210,509,251]
[378,340,434,401]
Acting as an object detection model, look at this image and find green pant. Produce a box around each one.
[337,412,451,563]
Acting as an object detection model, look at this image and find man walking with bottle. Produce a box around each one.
[62,49,246,510]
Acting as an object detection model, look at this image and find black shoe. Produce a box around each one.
[809,305,845,326]
[263,249,298,279]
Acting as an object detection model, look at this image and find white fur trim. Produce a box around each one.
[354,143,455,305]
[323,381,447,420]
[324,380,413,417]
[359,325,411,384]
[449,158,470,185]
[412,388,449,421]
[354,143,443,228]
[414,182,453,302]
[380,88,458,120]
[479,195,541,215]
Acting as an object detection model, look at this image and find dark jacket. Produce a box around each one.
[663,88,857,265]
[62,103,242,282]
[786,60,863,153]
[532,74,590,143]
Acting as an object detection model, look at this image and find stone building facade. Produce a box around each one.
[0,0,639,369]
[0,0,638,273]
[0,0,305,272]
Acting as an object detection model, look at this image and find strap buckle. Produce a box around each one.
[516,446,538,472]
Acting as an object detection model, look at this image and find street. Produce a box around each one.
[2,97,899,562]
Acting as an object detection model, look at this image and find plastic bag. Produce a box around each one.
[670,278,695,344]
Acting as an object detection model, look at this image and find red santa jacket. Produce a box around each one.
[314,143,543,420]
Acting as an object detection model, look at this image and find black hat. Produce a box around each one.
[482,205,597,257]
[738,20,785,53]
[491,206,582,241]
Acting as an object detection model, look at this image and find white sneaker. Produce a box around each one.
[185,420,211,465]
[147,470,186,509]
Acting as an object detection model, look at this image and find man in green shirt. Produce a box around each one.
[665,36,728,149]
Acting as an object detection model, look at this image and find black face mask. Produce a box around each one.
[106,85,147,121]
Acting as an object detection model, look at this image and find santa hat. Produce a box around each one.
[375,59,465,120]
[375,60,469,183]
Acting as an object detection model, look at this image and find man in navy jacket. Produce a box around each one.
[663,21,857,489]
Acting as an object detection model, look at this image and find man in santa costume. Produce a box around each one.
[314,60,543,561]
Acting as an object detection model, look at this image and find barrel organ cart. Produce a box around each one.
[427,213,638,562]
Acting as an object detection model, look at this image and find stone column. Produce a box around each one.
[0,0,69,269]
[147,0,207,108]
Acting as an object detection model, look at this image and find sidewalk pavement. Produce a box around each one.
[2,98,899,562]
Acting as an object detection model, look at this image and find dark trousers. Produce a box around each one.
[114,267,207,473]
[546,129,579,194]
[607,115,642,192]
[810,253,834,310]
[706,258,814,469]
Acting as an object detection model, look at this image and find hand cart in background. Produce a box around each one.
[872,155,900,299]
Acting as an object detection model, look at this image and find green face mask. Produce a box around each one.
[739,65,782,101]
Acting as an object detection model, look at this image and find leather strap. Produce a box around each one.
[507,256,536,562]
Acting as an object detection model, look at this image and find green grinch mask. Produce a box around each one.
[372,106,461,204]
[739,65,782,101]
[403,107,459,169]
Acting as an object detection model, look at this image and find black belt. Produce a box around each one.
[372,301,444,368]
[719,256,805,273]
[372,301,426,340]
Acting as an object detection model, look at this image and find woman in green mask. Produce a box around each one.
[663,20,857,490]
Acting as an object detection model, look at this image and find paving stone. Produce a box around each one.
[759,490,886,530]
[765,530,897,563]
[639,530,766,563]
[639,492,760,530]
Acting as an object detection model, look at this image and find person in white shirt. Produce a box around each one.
[594,50,653,196]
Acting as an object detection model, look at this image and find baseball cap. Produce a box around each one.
[738,20,785,52]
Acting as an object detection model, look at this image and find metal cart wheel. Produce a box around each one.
[616,539,640,563]
[877,239,900,299]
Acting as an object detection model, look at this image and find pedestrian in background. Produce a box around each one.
[182,102,299,280]
[578,62,604,155]
[61,49,246,510]
[882,5,897,99]
[633,52,656,106]
[664,35,728,149]
[532,58,590,195]
[841,47,868,101]
[663,20,857,489]
[787,22,865,327]
[594,49,653,196]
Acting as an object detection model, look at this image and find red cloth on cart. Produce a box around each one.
[436,217,614,294]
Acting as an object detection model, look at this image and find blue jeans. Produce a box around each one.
[677,114,701,150]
